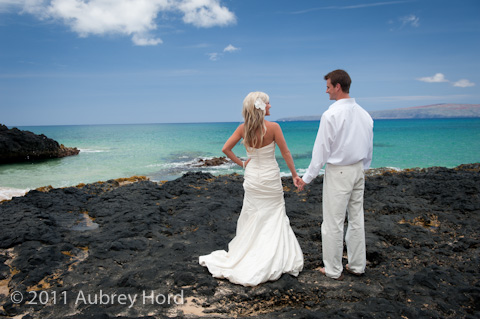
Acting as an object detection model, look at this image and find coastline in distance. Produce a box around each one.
[277,103,480,121]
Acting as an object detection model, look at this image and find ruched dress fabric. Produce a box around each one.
[199,142,304,286]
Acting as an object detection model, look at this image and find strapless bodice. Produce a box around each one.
[245,141,279,181]
[247,141,276,160]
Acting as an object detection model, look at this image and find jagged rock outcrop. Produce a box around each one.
[194,156,230,167]
[0,124,79,164]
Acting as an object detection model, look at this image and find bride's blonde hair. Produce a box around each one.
[242,91,269,151]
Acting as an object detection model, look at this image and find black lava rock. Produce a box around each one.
[0,164,479,318]
[0,124,79,164]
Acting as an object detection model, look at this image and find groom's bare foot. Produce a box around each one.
[346,264,364,276]
[316,267,344,281]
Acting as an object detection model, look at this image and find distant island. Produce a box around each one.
[277,103,480,121]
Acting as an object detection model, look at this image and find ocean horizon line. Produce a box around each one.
[6,121,243,128]
[6,116,480,128]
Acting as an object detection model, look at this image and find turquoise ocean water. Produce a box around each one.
[1,118,479,198]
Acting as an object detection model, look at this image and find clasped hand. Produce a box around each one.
[293,176,306,191]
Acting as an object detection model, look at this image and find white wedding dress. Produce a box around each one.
[199,141,304,286]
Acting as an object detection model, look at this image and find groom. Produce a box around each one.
[295,69,373,280]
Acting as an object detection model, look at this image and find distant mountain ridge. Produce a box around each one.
[277,103,480,121]
[368,104,480,119]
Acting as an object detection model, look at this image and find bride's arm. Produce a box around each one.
[222,124,247,168]
[272,123,299,179]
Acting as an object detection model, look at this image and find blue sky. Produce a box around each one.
[1,0,479,126]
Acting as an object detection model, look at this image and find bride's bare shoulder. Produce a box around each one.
[265,121,281,131]
[264,120,279,127]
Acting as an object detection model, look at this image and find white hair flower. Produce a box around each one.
[254,98,266,111]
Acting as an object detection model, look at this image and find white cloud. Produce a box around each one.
[3,0,236,46]
[388,13,419,31]
[453,79,475,88]
[132,34,163,46]
[400,14,420,27]
[417,73,448,83]
[179,0,236,27]
[223,44,239,52]
[207,43,239,61]
[207,52,219,61]
[0,0,21,13]
[289,1,412,14]
[417,73,475,88]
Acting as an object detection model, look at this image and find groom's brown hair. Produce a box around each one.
[324,69,351,93]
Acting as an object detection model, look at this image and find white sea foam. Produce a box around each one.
[279,171,292,178]
[159,157,240,170]
[146,163,165,168]
[279,168,325,178]
[0,187,29,202]
[150,157,320,181]
[79,149,106,153]
[281,168,325,177]
[165,160,198,168]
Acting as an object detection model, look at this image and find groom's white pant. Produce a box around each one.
[322,161,366,279]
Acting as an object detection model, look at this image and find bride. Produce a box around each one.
[199,91,304,286]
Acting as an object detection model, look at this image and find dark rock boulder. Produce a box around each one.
[194,156,230,167]
[0,124,79,164]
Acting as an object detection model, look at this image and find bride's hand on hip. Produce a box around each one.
[243,158,251,168]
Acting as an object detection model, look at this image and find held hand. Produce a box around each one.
[293,176,306,191]
[298,179,306,191]
[293,176,302,190]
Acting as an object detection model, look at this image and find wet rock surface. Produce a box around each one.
[191,157,230,167]
[0,124,79,164]
[0,164,479,318]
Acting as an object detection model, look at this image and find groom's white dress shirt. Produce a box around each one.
[302,98,373,184]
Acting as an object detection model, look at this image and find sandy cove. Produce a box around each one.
[0,164,479,318]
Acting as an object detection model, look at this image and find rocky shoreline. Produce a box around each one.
[0,164,479,318]
[0,125,79,164]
